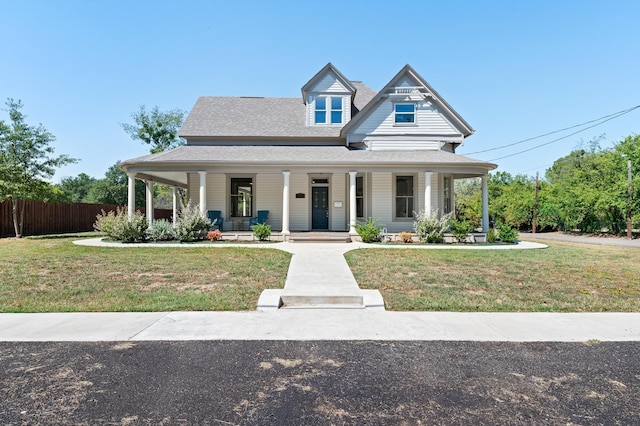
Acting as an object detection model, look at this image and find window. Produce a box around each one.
[230,177,252,217]
[331,97,342,124]
[395,176,414,218]
[394,103,415,124]
[443,176,451,214]
[314,96,343,124]
[315,97,326,124]
[356,176,364,218]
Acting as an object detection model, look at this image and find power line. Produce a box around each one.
[488,106,640,162]
[464,105,640,156]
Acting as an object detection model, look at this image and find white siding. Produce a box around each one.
[371,172,393,230]
[367,137,440,151]
[349,99,459,143]
[310,71,350,92]
[331,173,347,231]
[255,173,282,231]
[289,173,309,231]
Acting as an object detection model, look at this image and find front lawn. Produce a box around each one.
[0,235,291,312]
[345,240,640,312]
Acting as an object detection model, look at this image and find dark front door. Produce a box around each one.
[312,186,329,230]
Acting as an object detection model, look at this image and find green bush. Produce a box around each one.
[498,224,518,243]
[414,210,452,243]
[355,218,384,243]
[450,219,474,243]
[486,227,497,243]
[251,223,271,241]
[94,208,148,243]
[146,219,175,242]
[174,202,211,242]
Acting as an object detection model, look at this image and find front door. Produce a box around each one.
[312,186,329,230]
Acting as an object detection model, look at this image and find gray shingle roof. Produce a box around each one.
[121,145,496,170]
[178,83,379,139]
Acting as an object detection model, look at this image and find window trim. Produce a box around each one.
[393,102,416,126]
[314,96,343,125]
[393,174,416,221]
[228,175,255,218]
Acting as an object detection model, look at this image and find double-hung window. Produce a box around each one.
[230,177,253,217]
[356,176,364,218]
[315,96,343,124]
[395,175,414,219]
[394,103,415,124]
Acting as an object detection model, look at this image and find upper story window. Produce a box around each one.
[315,96,343,124]
[394,103,415,124]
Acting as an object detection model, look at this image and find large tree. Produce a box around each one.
[121,105,186,154]
[85,162,146,207]
[58,172,97,202]
[0,99,76,237]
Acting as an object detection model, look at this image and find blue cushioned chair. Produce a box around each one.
[249,210,269,227]
[207,210,224,231]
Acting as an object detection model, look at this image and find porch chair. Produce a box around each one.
[249,210,269,227]
[207,210,224,231]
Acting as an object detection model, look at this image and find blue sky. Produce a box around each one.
[1,0,638,182]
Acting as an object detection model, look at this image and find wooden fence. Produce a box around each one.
[0,200,172,237]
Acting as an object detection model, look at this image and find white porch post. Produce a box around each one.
[172,187,178,227]
[145,180,154,224]
[349,171,357,235]
[127,172,136,221]
[424,171,433,214]
[281,170,290,238]
[198,171,207,216]
[482,174,489,232]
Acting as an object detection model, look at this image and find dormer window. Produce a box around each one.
[315,96,343,124]
[394,103,415,124]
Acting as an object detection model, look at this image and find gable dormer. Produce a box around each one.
[342,64,474,151]
[302,63,356,127]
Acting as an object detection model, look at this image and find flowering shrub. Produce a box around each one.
[146,219,175,242]
[174,202,211,242]
[413,210,452,244]
[207,229,222,241]
[94,208,148,243]
[398,231,413,243]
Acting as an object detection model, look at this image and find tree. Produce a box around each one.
[121,105,186,154]
[58,172,97,202]
[0,99,76,237]
[85,162,146,207]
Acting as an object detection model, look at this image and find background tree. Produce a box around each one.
[121,105,186,154]
[85,162,145,207]
[58,172,97,202]
[0,99,76,237]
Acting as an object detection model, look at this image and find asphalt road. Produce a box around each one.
[1,341,639,425]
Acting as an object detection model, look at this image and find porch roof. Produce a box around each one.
[121,146,496,185]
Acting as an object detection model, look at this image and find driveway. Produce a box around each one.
[520,232,640,248]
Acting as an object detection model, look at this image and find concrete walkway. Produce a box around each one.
[520,232,640,248]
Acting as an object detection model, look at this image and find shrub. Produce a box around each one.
[486,227,497,243]
[174,202,211,242]
[94,208,148,243]
[355,218,384,243]
[498,224,518,243]
[450,219,475,243]
[206,229,222,241]
[251,223,271,241]
[414,210,452,244]
[398,231,413,243]
[146,219,175,242]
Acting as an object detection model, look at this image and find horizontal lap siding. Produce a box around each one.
[331,173,347,231]
[369,139,440,150]
[256,173,282,231]
[290,173,309,231]
[371,173,393,230]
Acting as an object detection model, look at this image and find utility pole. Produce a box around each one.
[627,160,633,239]
[533,171,539,234]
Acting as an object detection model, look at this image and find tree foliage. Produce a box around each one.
[121,105,186,154]
[0,99,76,237]
[58,172,97,202]
[85,162,146,207]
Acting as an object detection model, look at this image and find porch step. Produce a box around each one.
[280,294,364,309]
[288,232,352,243]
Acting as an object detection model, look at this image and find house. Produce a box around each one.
[120,63,497,238]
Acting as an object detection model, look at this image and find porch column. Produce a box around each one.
[172,187,178,227]
[281,170,290,237]
[127,172,136,221]
[349,171,357,235]
[145,180,154,224]
[482,174,489,232]
[198,171,207,215]
[424,171,433,214]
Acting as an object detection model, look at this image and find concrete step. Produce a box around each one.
[289,236,352,243]
[280,294,364,309]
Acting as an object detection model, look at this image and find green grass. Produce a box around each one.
[345,240,640,312]
[0,235,291,312]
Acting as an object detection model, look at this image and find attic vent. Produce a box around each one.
[391,86,421,94]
